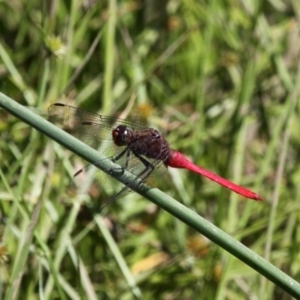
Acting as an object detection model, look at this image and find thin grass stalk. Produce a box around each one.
[102,0,117,113]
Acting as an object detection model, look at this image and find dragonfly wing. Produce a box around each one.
[71,153,167,200]
[48,103,148,152]
[48,103,148,132]
[106,150,168,190]
[72,161,133,200]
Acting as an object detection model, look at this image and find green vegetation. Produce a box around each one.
[1,1,300,299]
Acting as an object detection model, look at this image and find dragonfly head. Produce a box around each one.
[112,125,133,146]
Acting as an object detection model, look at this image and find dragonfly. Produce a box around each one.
[48,103,263,205]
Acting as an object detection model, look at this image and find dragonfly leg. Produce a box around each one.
[130,154,155,187]
[104,147,130,175]
[96,155,153,213]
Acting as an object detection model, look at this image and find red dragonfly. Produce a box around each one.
[48,103,262,203]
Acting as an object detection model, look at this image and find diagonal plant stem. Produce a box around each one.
[0,93,300,299]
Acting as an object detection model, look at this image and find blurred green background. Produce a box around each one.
[1,0,300,299]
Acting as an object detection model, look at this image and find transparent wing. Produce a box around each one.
[48,103,148,151]
[48,103,147,133]
[72,154,168,201]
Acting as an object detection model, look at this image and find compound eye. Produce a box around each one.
[152,129,160,137]
[112,125,131,146]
